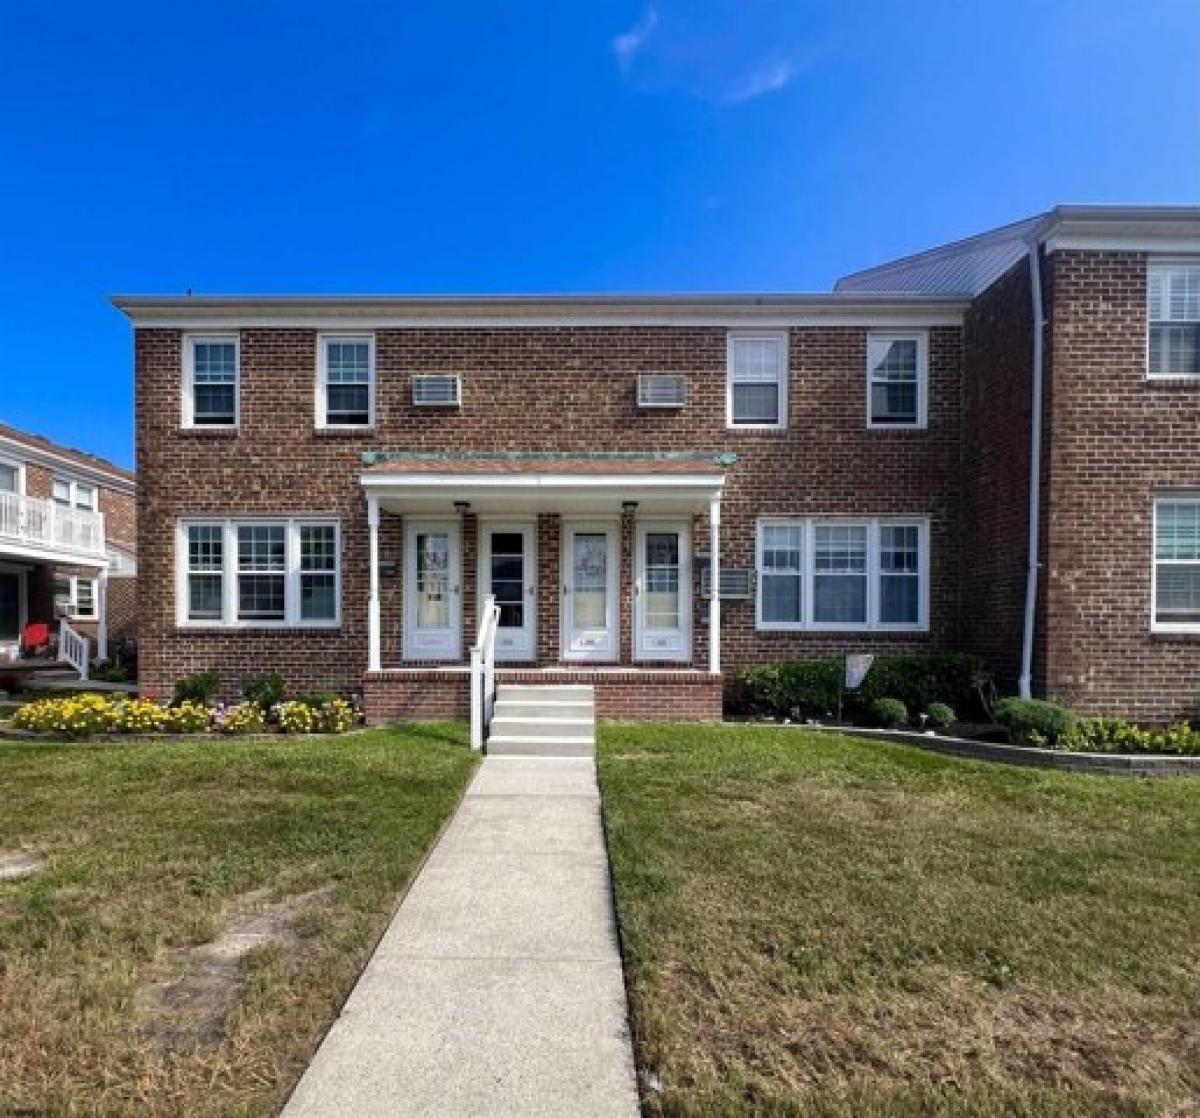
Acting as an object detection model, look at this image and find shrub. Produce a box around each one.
[174,670,220,706]
[295,691,340,711]
[162,701,212,734]
[12,694,115,738]
[926,701,956,729]
[731,659,843,720]
[213,702,265,735]
[854,653,988,721]
[1059,718,1200,756]
[89,660,130,684]
[108,699,167,734]
[313,697,358,734]
[278,700,315,734]
[243,673,286,714]
[993,697,1077,747]
[869,697,909,728]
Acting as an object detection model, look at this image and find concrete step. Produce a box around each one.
[486,736,595,758]
[492,699,594,719]
[497,684,595,704]
[489,716,594,740]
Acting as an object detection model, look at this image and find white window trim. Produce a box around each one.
[755,516,930,633]
[1146,259,1200,381]
[55,574,97,621]
[316,333,376,429]
[52,476,99,512]
[866,331,929,430]
[0,453,26,496]
[183,334,241,429]
[1150,496,1200,633]
[726,331,789,431]
[175,516,342,629]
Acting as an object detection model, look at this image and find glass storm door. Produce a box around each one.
[403,520,461,660]
[562,523,617,661]
[481,523,536,661]
[635,522,691,662]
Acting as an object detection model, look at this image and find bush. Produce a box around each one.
[108,699,167,733]
[163,701,212,734]
[174,670,220,706]
[1059,717,1200,756]
[869,697,909,728]
[12,694,116,738]
[926,701,956,729]
[313,697,358,734]
[993,697,1077,747]
[854,653,988,721]
[731,659,842,720]
[243,673,286,714]
[278,700,315,734]
[89,660,130,684]
[213,702,265,735]
[295,691,339,711]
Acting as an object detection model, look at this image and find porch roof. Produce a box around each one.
[360,451,728,514]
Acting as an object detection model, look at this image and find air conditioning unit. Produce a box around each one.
[412,375,462,407]
[637,373,687,408]
[699,566,753,601]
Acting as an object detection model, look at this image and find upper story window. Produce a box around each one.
[727,332,787,429]
[1153,497,1200,630]
[1148,262,1200,379]
[52,477,97,511]
[317,335,374,428]
[867,332,928,428]
[0,458,21,495]
[184,336,239,427]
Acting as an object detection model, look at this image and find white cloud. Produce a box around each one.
[716,59,796,105]
[612,7,658,72]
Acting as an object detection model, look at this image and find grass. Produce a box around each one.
[598,723,1200,1118]
[0,724,478,1117]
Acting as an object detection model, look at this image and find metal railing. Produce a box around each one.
[469,594,501,750]
[0,491,105,557]
[58,619,89,681]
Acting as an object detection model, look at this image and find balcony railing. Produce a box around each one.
[0,491,105,558]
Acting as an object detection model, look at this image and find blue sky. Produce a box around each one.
[1,1,1197,469]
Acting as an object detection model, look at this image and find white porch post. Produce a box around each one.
[96,567,108,662]
[367,495,382,673]
[708,496,721,674]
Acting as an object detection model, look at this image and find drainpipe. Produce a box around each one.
[1018,233,1047,700]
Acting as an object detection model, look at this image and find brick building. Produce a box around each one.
[117,205,1200,722]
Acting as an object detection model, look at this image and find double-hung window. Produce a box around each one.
[180,518,341,626]
[185,336,239,426]
[54,575,96,619]
[52,478,97,510]
[867,332,927,428]
[1153,498,1200,630]
[1148,263,1200,378]
[0,458,23,495]
[727,333,787,429]
[317,335,374,428]
[756,517,928,631]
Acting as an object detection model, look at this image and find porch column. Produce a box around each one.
[96,568,108,662]
[709,496,721,674]
[367,495,381,673]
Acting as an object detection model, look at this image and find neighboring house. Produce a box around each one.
[116,204,1200,722]
[0,422,137,667]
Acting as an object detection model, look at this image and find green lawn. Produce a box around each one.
[0,725,478,1117]
[598,723,1200,1118]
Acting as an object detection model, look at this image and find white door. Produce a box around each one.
[635,521,691,662]
[480,522,536,661]
[562,522,618,662]
[403,520,461,660]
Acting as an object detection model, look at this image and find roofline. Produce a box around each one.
[0,430,135,492]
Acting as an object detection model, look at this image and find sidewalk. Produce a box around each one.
[283,756,641,1118]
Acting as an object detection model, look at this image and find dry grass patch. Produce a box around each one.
[598,723,1200,1117]
[0,724,477,1116]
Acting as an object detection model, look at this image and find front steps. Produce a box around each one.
[486,684,596,757]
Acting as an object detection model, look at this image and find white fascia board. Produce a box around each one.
[0,540,110,569]
[1045,220,1200,255]
[360,472,725,493]
[0,435,135,493]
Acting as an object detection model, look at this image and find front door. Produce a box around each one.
[0,572,20,645]
[403,520,461,660]
[562,522,617,662]
[480,522,536,661]
[635,522,691,662]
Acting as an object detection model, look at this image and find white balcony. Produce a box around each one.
[0,490,106,564]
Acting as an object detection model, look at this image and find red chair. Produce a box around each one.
[21,622,50,657]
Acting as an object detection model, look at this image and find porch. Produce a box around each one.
[359,453,729,723]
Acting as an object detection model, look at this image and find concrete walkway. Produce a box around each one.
[283,756,640,1118]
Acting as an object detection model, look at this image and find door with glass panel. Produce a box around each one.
[562,523,617,662]
[403,520,461,660]
[634,522,691,661]
[480,522,536,661]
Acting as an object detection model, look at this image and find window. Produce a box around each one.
[728,333,787,428]
[179,518,340,626]
[1148,263,1200,378]
[1153,499,1200,629]
[0,459,20,495]
[185,336,239,426]
[756,518,928,631]
[54,575,96,619]
[52,478,98,511]
[317,335,374,427]
[868,333,927,428]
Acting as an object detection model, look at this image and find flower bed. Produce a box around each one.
[8,693,361,740]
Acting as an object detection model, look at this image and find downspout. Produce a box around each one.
[1018,232,1047,700]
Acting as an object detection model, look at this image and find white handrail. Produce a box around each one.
[469,594,501,750]
[0,491,105,558]
[58,619,90,682]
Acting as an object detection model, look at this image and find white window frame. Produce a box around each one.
[316,333,376,429]
[1146,260,1200,381]
[175,517,341,629]
[0,454,26,496]
[727,331,788,431]
[755,516,930,633]
[1151,496,1200,633]
[867,331,929,430]
[183,334,241,428]
[55,574,97,621]
[52,476,99,511]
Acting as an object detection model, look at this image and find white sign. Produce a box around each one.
[844,653,874,690]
